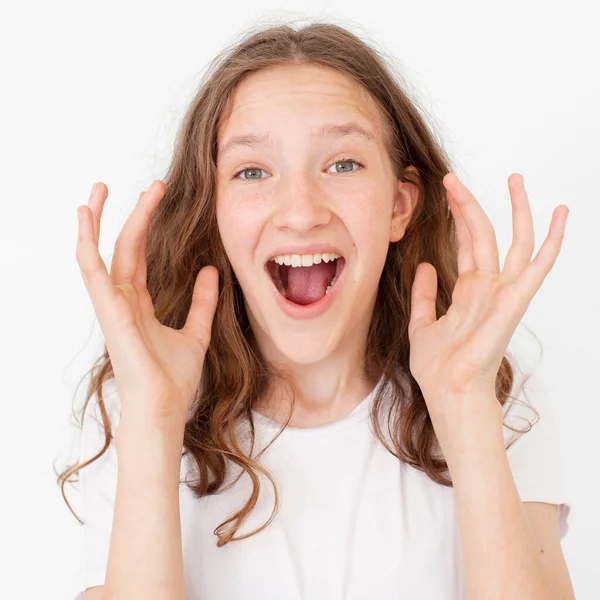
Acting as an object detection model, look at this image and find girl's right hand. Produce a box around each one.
[75,180,219,425]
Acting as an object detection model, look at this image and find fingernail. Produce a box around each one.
[90,183,97,195]
[147,180,155,191]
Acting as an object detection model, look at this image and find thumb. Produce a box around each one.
[182,265,220,350]
[408,262,438,342]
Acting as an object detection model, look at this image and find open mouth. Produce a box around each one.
[265,253,346,306]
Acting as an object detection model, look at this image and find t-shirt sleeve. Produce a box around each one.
[74,377,121,599]
[502,368,571,540]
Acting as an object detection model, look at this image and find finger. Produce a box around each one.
[502,174,535,281]
[88,182,108,245]
[443,172,500,273]
[77,203,156,382]
[408,262,438,343]
[76,204,121,326]
[110,180,164,285]
[133,191,148,287]
[515,205,569,303]
[448,188,476,275]
[182,266,220,351]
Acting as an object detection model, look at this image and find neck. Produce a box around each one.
[250,336,380,428]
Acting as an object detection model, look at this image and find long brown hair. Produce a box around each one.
[57,19,537,547]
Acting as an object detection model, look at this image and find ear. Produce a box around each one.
[390,167,420,243]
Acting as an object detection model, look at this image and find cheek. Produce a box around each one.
[342,190,391,246]
[216,192,265,268]
[342,191,391,288]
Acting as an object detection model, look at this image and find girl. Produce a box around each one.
[60,21,574,599]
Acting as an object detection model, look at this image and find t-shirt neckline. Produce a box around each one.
[251,376,384,437]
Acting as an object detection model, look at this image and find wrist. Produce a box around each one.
[441,419,505,474]
[428,395,504,466]
[115,409,187,448]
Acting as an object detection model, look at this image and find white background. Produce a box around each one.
[1,0,598,598]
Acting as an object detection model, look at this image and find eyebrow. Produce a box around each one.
[218,121,376,159]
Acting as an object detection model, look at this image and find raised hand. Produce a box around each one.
[407,172,569,442]
[76,180,220,424]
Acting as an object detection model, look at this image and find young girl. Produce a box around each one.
[61,21,574,599]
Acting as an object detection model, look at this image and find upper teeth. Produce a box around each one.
[270,252,341,267]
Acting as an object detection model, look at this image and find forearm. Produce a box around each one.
[444,403,554,600]
[104,411,186,600]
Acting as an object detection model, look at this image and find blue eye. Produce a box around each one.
[233,166,268,181]
[232,157,365,181]
[326,158,365,174]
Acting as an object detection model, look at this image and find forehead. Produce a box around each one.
[230,63,375,108]
[217,64,385,146]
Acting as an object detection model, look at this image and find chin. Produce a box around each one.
[265,326,345,365]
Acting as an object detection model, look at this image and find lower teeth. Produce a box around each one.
[325,275,338,295]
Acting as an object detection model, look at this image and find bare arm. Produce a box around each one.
[75,181,219,598]
[447,406,575,599]
[102,412,187,600]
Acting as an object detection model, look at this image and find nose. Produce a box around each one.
[271,172,332,234]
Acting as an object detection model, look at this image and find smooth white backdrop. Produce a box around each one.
[1,0,597,598]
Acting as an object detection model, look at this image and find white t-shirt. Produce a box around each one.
[74,368,570,599]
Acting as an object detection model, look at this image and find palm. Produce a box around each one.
[408,172,568,406]
[110,280,214,415]
[76,181,219,420]
[409,270,520,402]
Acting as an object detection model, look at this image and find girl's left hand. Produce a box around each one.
[408,172,569,439]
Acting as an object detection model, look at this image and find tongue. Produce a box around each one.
[282,262,336,305]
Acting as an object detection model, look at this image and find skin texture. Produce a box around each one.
[216,63,419,426]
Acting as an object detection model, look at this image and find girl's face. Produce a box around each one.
[216,64,417,366]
